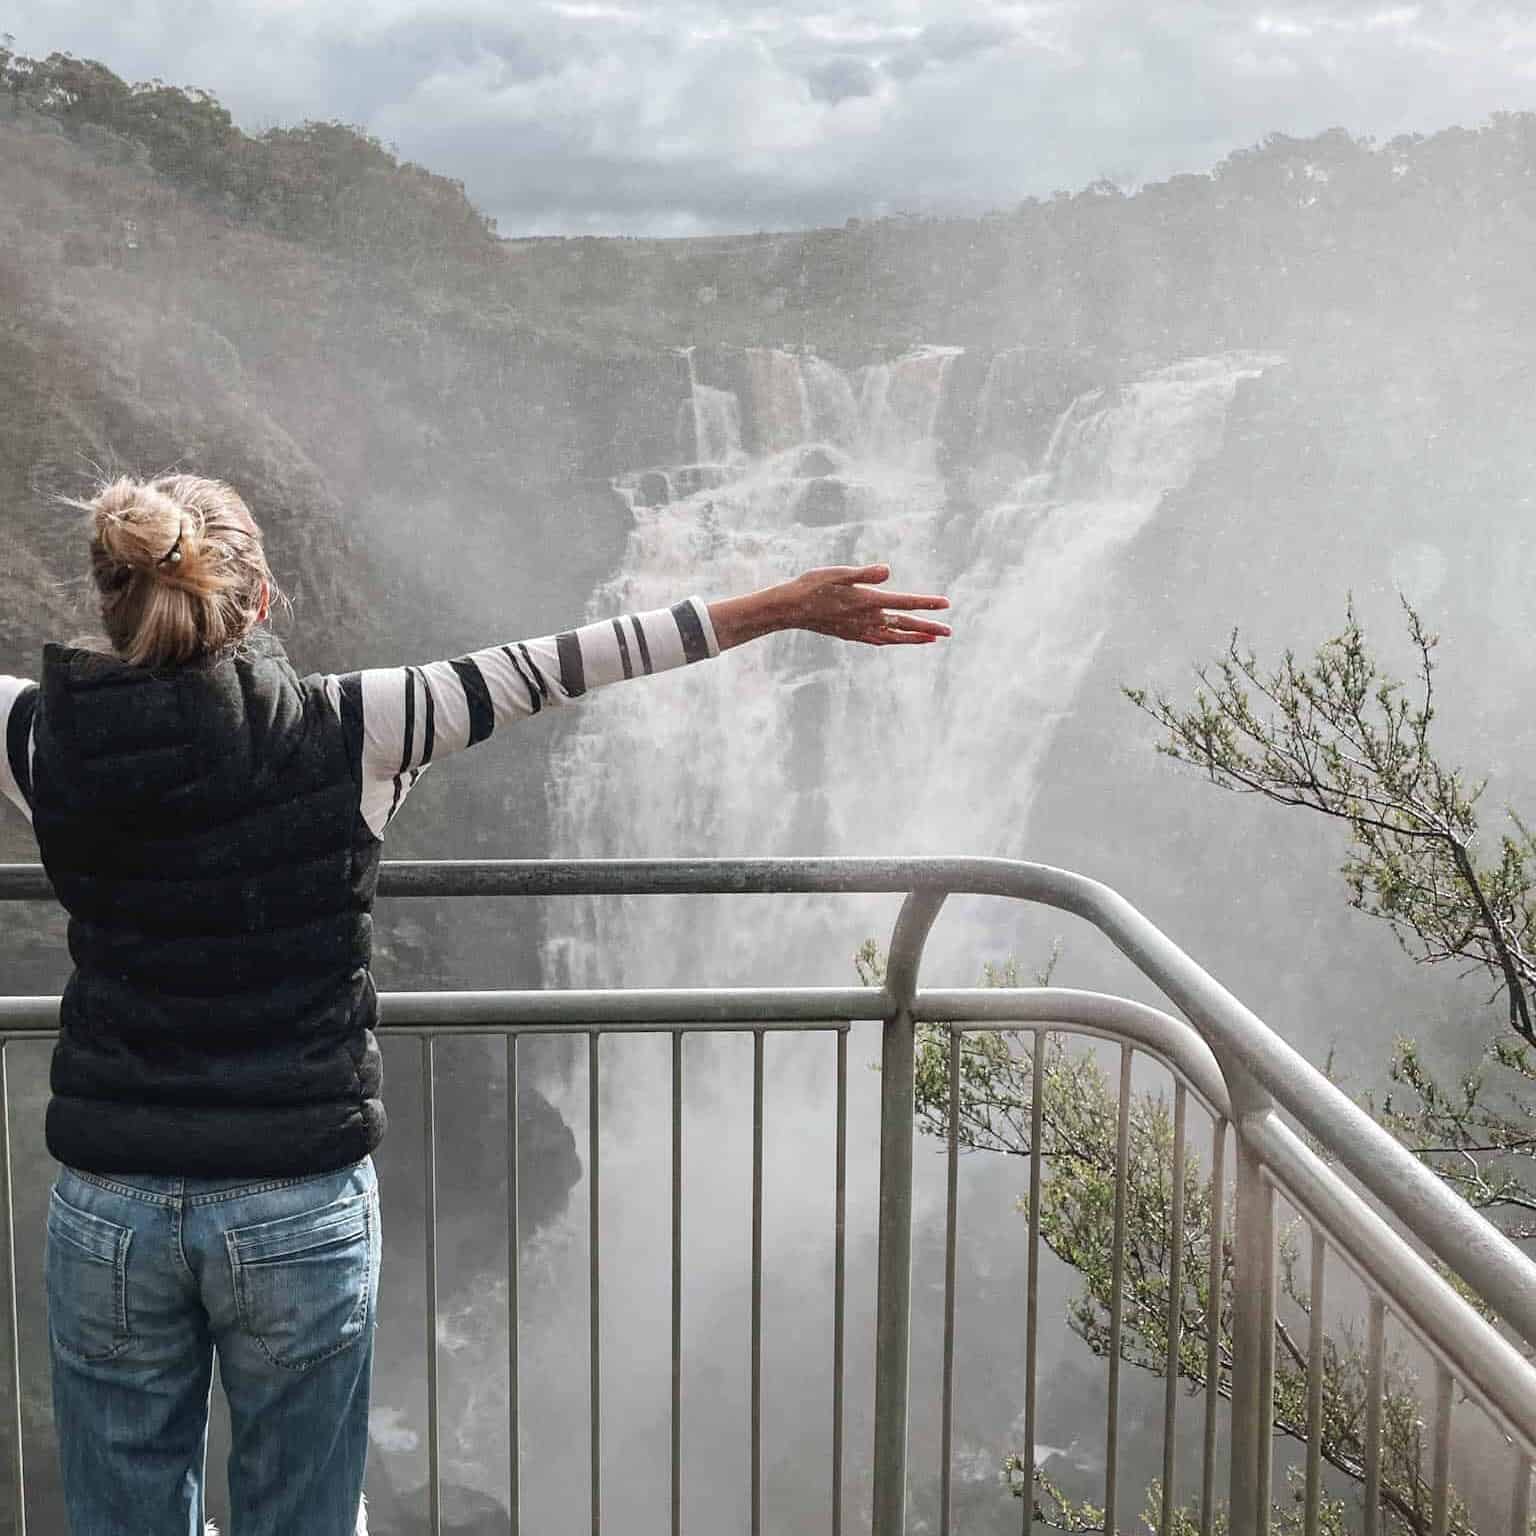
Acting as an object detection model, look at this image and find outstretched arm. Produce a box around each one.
[328,565,950,837]
[327,597,717,836]
[0,677,37,826]
[708,564,951,650]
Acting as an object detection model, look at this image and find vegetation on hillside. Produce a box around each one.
[0,39,497,265]
[6,38,1536,364]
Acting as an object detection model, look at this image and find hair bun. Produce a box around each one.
[79,473,276,668]
[92,479,191,576]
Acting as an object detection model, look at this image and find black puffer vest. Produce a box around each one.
[29,630,386,1177]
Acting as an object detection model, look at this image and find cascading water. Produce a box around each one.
[679,346,744,466]
[543,348,1273,992]
[433,345,1276,1533]
[857,344,958,470]
[802,353,860,447]
[744,346,815,454]
[972,345,1032,448]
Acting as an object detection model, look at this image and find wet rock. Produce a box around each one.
[364,1467,507,1535]
[785,677,829,791]
[829,525,864,565]
[796,476,847,525]
[516,1082,582,1236]
[937,345,1108,485]
[635,470,671,506]
[567,351,692,479]
[671,464,732,498]
[794,446,841,478]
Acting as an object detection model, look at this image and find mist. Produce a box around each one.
[3,29,1536,1535]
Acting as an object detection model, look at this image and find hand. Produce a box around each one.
[780,564,951,645]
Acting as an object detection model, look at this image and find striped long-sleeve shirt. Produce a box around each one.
[0,597,720,839]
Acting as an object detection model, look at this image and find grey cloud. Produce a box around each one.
[307,19,557,130]
[886,16,1017,79]
[806,55,879,104]
[883,52,925,82]
[9,1,1536,236]
[915,17,1017,63]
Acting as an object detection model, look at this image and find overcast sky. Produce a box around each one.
[8,2,1536,235]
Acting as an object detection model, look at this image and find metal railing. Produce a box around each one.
[0,855,1534,1535]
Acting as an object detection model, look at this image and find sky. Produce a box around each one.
[7,1,1536,236]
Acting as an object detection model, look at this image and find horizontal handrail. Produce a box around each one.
[925,988,1232,1122]
[6,853,1533,1351]
[0,984,1224,1107]
[0,986,871,1032]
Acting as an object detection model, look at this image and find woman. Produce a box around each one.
[0,472,951,1535]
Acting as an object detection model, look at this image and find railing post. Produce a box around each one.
[871,891,946,1536]
[1228,1077,1278,1536]
[0,1043,23,1536]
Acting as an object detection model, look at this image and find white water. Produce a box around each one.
[680,346,745,465]
[416,345,1276,1531]
[973,345,1031,447]
[544,347,1272,992]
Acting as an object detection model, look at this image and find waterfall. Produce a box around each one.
[802,353,859,446]
[973,344,1030,449]
[679,346,744,465]
[744,347,813,454]
[502,346,1277,1534]
[855,344,960,469]
[694,386,742,465]
[545,349,1273,990]
[973,347,1007,443]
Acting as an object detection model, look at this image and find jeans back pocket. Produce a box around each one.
[226,1188,376,1371]
[46,1187,134,1363]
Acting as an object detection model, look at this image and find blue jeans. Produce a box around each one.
[45,1156,380,1536]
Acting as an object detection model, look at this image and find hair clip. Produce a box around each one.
[157,526,185,567]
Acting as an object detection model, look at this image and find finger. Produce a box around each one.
[831,563,891,584]
[867,630,940,645]
[856,588,951,610]
[852,616,944,642]
[880,614,952,636]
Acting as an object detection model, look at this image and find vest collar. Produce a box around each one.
[42,625,291,685]
[37,627,300,810]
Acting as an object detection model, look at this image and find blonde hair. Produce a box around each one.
[74,474,278,669]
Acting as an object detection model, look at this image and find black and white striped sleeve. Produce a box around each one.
[323,597,720,838]
[0,677,38,826]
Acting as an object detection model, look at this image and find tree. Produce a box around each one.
[859,944,1477,1534]
[0,44,497,269]
[1125,599,1536,1240]
[868,600,1532,1532]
